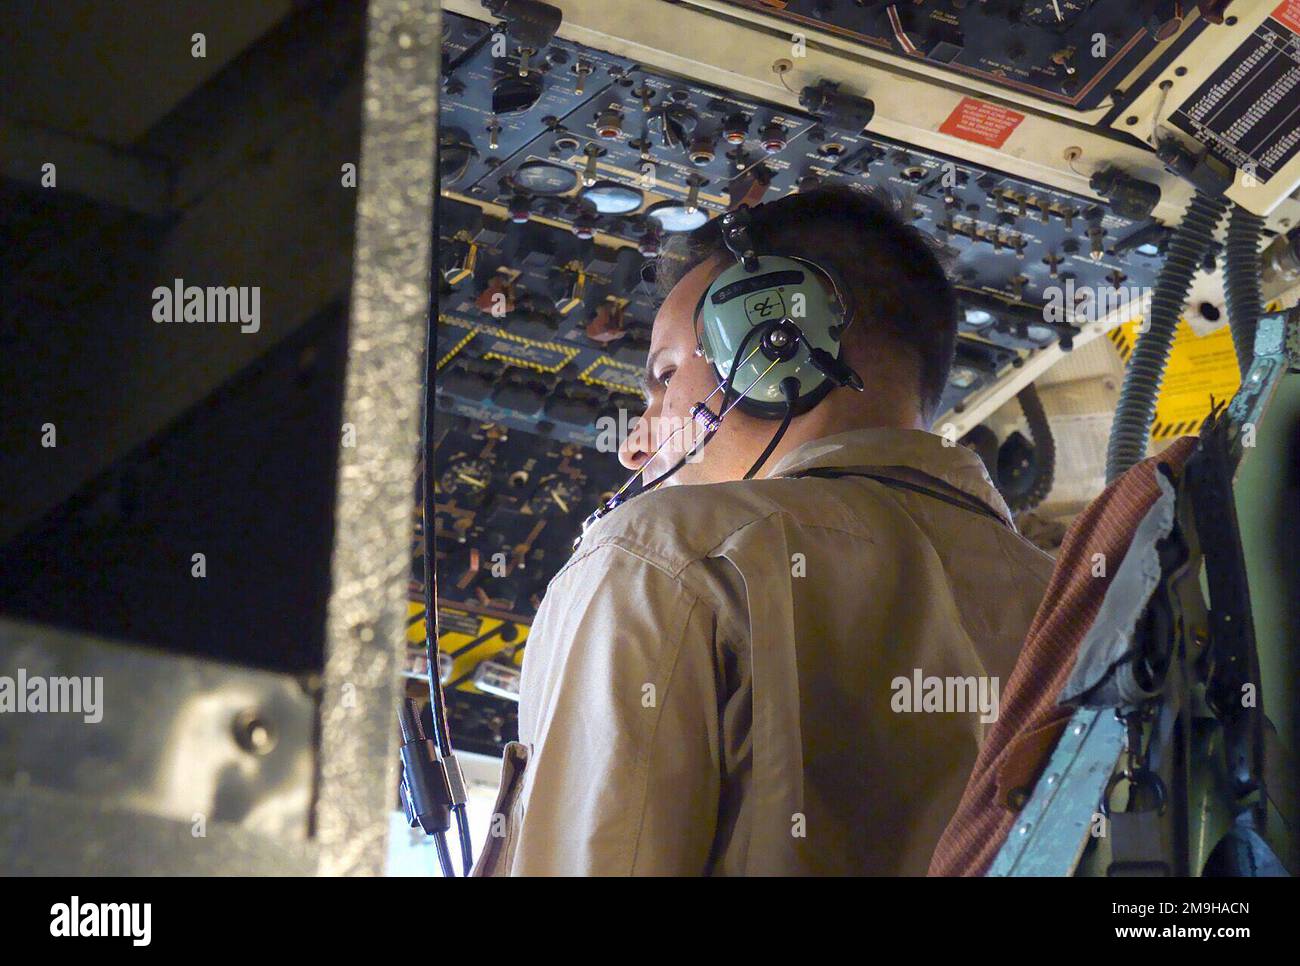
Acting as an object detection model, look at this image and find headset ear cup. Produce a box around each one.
[699,254,848,418]
[730,372,836,419]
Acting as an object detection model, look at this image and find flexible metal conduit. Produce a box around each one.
[1224,205,1266,378]
[1105,192,1228,483]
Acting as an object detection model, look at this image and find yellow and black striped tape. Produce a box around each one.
[406,600,529,695]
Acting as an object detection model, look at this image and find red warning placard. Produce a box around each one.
[939,97,1025,149]
[1273,0,1300,34]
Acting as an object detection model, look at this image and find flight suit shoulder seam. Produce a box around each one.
[558,532,701,582]
[558,537,748,673]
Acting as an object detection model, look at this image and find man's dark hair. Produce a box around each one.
[655,184,958,422]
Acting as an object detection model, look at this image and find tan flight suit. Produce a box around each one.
[473,427,1055,875]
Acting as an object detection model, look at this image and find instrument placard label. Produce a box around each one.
[939,98,1024,149]
[1274,0,1300,35]
[1170,13,1300,184]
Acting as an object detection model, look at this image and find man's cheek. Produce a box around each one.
[664,395,714,463]
[664,377,703,423]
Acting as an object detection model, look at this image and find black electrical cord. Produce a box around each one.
[1106,191,1228,483]
[455,802,473,875]
[427,161,474,876]
[639,426,718,491]
[1224,204,1265,378]
[434,833,455,878]
[420,316,469,875]
[717,318,781,410]
[744,377,801,479]
[399,699,455,878]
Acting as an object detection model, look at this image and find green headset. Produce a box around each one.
[694,205,864,421]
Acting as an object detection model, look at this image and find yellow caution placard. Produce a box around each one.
[1108,319,1241,439]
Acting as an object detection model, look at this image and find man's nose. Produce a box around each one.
[618,410,654,471]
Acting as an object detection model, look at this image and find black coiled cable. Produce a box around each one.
[1105,192,1228,483]
[1224,204,1265,378]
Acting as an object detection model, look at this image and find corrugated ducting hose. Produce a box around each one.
[1105,192,1229,483]
[1224,204,1265,378]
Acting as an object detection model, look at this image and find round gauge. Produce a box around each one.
[438,458,492,500]
[645,200,709,233]
[510,160,579,196]
[1020,0,1091,28]
[579,180,644,215]
[524,476,580,515]
[1025,324,1056,343]
[963,308,994,329]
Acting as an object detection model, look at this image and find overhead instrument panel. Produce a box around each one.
[436,6,1172,432]
[406,411,631,751]
[417,414,631,619]
[711,0,1218,111]
[440,12,828,239]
